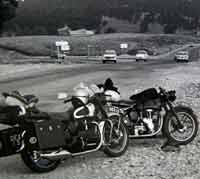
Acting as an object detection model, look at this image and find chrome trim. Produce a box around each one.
[73,103,95,119]
[40,150,72,160]
[129,116,164,138]
[16,131,26,152]
[72,121,104,156]
[74,106,87,119]
[39,121,105,159]
[19,106,26,116]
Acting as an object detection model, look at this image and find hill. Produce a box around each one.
[0,33,199,57]
[3,0,200,35]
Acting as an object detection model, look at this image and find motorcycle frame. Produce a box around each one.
[112,95,180,138]
[118,105,164,138]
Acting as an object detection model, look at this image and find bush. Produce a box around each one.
[105,27,117,34]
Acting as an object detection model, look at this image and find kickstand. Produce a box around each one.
[159,138,181,152]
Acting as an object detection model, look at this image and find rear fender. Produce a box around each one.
[0,127,23,157]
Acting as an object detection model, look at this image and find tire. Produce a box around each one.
[103,114,129,157]
[113,60,117,64]
[174,57,178,62]
[21,149,60,173]
[102,60,106,64]
[136,59,139,62]
[163,105,199,145]
[144,59,147,62]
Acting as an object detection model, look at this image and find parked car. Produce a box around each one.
[174,51,189,62]
[102,50,117,64]
[135,50,149,62]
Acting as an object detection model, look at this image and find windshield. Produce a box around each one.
[137,50,147,54]
[105,50,116,55]
[73,82,102,97]
[177,51,188,55]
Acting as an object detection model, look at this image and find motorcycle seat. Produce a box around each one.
[48,111,72,121]
[2,91,39,105]
[111,99,135,108]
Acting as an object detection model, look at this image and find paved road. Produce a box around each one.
[0,59,180,90]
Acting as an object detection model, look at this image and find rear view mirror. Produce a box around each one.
[57,92,68,100]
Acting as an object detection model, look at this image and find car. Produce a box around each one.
[174,51,189,62]
[135,50,149,62]
[102,50,117,64]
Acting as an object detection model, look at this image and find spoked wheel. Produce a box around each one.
[103,114,129,157]
[21,150,60,173]
[163,106,199,145]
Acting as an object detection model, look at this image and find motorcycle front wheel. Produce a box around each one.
[163,105,199,145]
[103,114,129,157]
[21,149,60,173]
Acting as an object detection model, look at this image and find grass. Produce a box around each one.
[0,33,200,57]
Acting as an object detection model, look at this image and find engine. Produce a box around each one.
[63,99,101,152]
[142,109,160,132]
[65,120,100,153]
[128,107,161,135]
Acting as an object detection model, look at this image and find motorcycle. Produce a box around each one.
[0,85,128,173]
[100,79,198,145]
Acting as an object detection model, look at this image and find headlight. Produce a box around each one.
[168,90,176,102]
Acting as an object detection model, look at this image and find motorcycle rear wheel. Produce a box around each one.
[163,105,198,145]
[103,114,129,157]
[21,149,60,173]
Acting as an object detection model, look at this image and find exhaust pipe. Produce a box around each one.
[40,150,72,160]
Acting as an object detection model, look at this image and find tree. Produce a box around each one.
[0,0,18,33]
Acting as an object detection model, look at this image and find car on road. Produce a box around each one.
[174,51,189,62]
[102,50,117,64]
[135,50,149,62]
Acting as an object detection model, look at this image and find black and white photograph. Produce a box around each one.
[0,0,200,178]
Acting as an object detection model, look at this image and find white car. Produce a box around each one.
[102,50,117,64]
[135,50,149,62]
[174,51,189,62]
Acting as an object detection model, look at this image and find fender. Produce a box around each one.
[163,105,193,129]
[0,127,23,157]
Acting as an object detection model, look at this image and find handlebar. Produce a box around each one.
[64,98,72,103]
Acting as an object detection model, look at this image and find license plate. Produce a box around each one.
[107,106,122,114]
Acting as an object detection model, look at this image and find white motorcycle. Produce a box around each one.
[0,84,128,173]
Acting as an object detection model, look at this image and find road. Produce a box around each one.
[0,59,182,111]
[0,58,199,179]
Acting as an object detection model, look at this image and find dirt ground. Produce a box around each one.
[0,60,199,179]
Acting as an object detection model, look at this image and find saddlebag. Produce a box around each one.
[0,106,21,125]
[0,127,22,157]
[25,119,66,150]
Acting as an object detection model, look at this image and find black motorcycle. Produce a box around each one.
[0,90,128,173]
[106,86,198,145]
